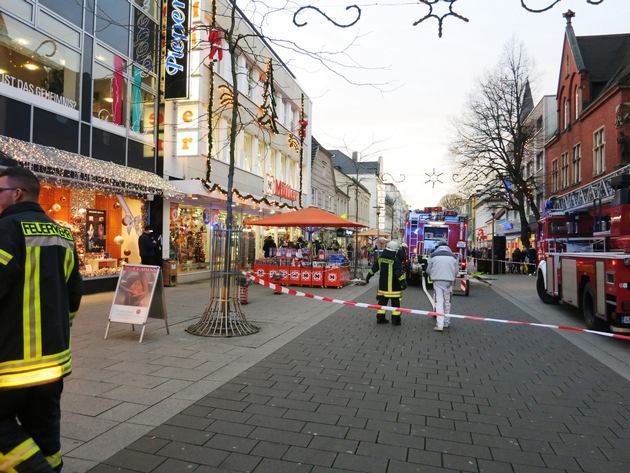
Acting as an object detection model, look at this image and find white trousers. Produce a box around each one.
[433,280,453,329]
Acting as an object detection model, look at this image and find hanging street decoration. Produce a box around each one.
[291,0,606,37]
[425,168,443,188]
[413,0,469,38]
[288,134,300,153]
[208,28,223,62]
[257,59,279,134]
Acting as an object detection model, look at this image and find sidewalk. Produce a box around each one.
[65,273,630,472]
[63,279,373,472]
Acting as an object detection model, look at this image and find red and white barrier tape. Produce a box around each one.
[243,271,630,341]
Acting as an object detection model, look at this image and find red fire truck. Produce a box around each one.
[536,174,630,333]
[403,207,470,295]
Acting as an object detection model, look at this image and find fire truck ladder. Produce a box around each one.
[549,164,630,212]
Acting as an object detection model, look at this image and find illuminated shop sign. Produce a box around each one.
[164,0,190,99]
[265,174,299,201]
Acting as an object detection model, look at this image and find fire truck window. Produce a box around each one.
[549,221,567,235]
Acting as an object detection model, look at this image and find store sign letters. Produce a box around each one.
[164,0,190,99]
[176,104,199,156]
[266,174,298,201]
[0,72,77,109]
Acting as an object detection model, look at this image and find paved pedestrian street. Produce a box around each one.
[81,277,630,473]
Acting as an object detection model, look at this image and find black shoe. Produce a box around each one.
[391,315,401,326]
[376,317,389,324]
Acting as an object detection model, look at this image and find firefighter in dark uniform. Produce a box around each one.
[0,167,83,472]
[365,240,407,325]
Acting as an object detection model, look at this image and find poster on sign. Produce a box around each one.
[105,264,169,342]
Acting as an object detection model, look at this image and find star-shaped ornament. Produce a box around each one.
[425,168,443,188]
[414,0,469,37]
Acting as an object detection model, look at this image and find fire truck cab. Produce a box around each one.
[404,207,470,295]
[536,175,630,333]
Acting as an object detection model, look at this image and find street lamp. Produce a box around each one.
[374,205,381,256]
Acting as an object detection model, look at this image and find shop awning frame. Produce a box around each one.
[0,135,184,198]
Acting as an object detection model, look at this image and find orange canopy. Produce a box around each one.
[245,206,366,229]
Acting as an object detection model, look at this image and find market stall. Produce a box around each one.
[245,207,366,288]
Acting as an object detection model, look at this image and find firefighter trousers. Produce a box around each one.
[0,379,64,472]
[376,295,401,317]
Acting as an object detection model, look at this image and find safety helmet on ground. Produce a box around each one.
[435,239,448,248]
[386,241,399,251]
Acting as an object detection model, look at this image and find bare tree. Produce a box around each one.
[449,38,541,248]
[438,193,466,211]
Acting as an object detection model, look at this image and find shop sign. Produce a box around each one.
[176,130,199,156]
[265,174,298,201]
[0,72,78,110]
[177,104,197,128]
[164,0,190,100]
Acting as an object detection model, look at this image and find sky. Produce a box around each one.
[245,0,630,209]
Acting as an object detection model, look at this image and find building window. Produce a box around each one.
[593,127,605,176]
[243,133,252,172]
[572,143,581,184]
[563,98,570,130]
[575,86,581,120]
[257,140,266,176]
[551,158,558,193]
[560,152,569,189]
[0,14,81,111]
[526,161,533,178]
[536,152,543,171]
[96,0,130,55]
[93,58,127,126]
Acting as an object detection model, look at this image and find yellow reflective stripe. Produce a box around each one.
[0,362,69,389]
[0,348,71,375]
[23,247,43,359]
[0,248,12,265]
[64,248,75,282]
[0,438,40,472]
[46,449,62,469]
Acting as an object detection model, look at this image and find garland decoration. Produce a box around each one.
[298,94,307,207]
[197,179,298,211]
[257,59,279,134]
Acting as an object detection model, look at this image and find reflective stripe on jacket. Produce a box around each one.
[0,201,82,389]
[367,249,405,298]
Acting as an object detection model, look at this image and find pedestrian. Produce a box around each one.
[526,246,537,275]
[365,240,407,325]
[426,239,459,332]
[263,235,277,258]
[346,242,354,262]
[138,225,158,265]
[0,167,83,472]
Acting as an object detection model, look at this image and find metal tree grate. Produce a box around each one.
[186,227,259,337]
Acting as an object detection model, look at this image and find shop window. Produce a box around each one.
[169,204,210,271]
[33,107,79,152]
[37,10,81,48]
[0,14,81,111]
[40,0,83,27]
[128,138,155,172]
[96,0,130,56]
[133,0,159,21]
[93,60,127,126]
[243,133,253,172]
[0,0,33,22]
[130,68,156,136]
[0,96,31,140]
[92,128,126,165]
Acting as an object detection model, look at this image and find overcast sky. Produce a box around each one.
[246,0,630,208]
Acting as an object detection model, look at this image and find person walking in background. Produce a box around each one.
[365,240,407,325]
[263,235,277,258]
[138,225,158,265]
[0,167,83,472]
[346,242,354,262]
[427,239,459,332]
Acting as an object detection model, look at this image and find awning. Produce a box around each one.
[169,179,213,198]
[0,135,184,198]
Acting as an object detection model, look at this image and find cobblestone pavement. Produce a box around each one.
[78,276,630,473]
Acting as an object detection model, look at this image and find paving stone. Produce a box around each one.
[282,445,337,467]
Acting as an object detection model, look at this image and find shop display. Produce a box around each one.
[253,250,350,288]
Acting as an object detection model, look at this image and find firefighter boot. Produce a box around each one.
[391,314,401,326]
[376,311,389,324]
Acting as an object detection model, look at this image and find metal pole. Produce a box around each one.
[491,212,495,275]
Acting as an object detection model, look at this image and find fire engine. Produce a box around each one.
[403,207,470,295]
[536,172,630,333]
